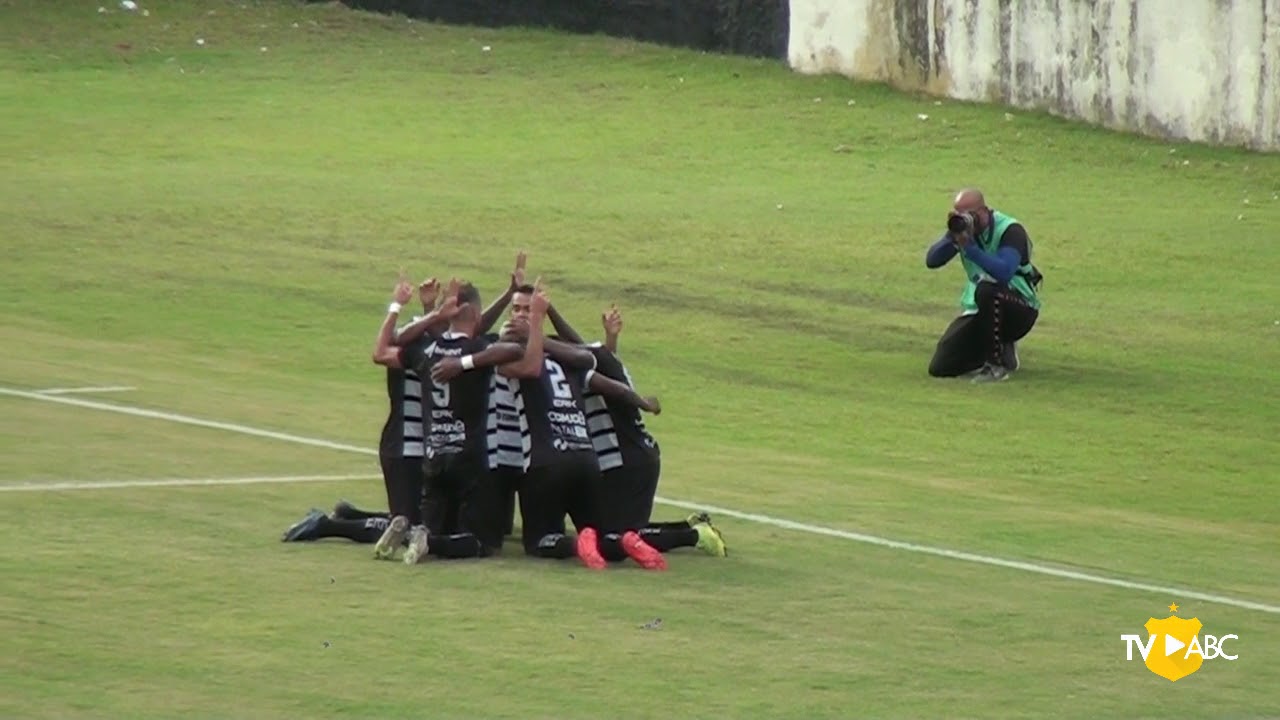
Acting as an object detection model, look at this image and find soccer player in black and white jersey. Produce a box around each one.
[546,304,727,563]
[438,283,608,566]
[441,284,685,569]
[369,277,541,563]
[281,275,445,544]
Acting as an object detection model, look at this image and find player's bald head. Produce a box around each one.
[953,188,986,213]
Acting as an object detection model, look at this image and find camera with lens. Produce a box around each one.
[947,210,975,235]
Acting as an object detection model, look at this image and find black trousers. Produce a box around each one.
[929,282,1038,377]
[421,453,505,550]
[379,453,424,525]
[598,458,661,533]
[517,452,602,555]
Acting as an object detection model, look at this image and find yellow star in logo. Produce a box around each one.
[1168,603,1180,613]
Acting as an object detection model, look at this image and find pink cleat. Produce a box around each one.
[576,528,607,570]
[622,531,667,571]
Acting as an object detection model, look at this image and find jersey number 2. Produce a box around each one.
[545,360,573,399]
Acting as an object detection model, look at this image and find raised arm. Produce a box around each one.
[959,223,1029,285]
[546,303,586,345]
[479,251,527,334]
[373,284,461,368]
[394,312,448,347]
[393,277,459,347]
[390,276,445,346]
[371,279,414,366]
[961,244,1021,284]
[417,276,441,316]
[544,338,596,371]
[601,304,622,354]
[925,233,959,269]
[587,372,660,415]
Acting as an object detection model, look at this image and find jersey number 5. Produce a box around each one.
[545,360,574,400]
[431,378,449,407]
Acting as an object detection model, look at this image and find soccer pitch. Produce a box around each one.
[2,1,1278,717]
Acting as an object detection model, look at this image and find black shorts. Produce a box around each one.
[380,453,424,525]
[598,456,661,532]
[422,452,505,550]
[517,452,602,554]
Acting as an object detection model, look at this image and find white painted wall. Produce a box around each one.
[788,0,1280,151]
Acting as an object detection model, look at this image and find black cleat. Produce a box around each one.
[281,509,326,542]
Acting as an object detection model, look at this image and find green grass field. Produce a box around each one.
[2,1,1279,717]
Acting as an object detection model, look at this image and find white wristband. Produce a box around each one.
[387,302,402,314]
[460,355,475,371]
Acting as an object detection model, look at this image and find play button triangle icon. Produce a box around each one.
[1165,634,1186,657]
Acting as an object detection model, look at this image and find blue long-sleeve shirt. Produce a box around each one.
[924,224,1029,285]
[925,234,959,268]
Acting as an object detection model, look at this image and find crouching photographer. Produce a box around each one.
[924,189,1044,383]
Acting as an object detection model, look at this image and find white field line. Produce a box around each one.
[0,386,374,454]
[34,386,137,395]
[0,473,379,493]
[3,385,1277,616]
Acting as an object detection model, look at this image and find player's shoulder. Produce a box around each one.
[442,330,490,347]
[1000,221,1030,243]
[586,344,627,379]
[999,222,1031,255]
[431,330,478,346]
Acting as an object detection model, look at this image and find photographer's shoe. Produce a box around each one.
[1001,342,1020,372]
[972,363,1010,384]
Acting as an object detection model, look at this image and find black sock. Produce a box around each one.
[639,526,698,552]
[503,489,516,536]
[338,504,389,521]
[646,520,691,531]
[597,532,629,562]
[318,516,388,544]
[531,533,577,559]
[427,533,489,559]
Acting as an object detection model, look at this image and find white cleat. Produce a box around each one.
[403,524,431,565]
[373,516,409,561]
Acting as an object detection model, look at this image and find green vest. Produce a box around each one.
[958,211,1042,312]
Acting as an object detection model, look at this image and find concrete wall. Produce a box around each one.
[788,0,1280,151]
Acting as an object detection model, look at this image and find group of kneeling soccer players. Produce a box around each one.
[281,253,727,570]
